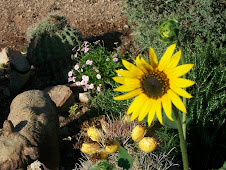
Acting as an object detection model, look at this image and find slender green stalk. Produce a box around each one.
[173,105,189,170]
[179,46,187,140]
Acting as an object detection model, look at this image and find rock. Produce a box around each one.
[0,90,59,170]
[79,92,91,103]
[44,85,75,113]
[27,160,49,170]
[0,47,24,65]
[9,57,30,94]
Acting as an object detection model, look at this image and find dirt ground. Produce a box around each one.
[0,0,138,169]
[0,0,137,55]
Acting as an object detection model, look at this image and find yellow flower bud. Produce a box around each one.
[138,137,157,152]
[105,139,120,153]
[87,126,103,142]
[131,125,145,142]
[80,142,101,154]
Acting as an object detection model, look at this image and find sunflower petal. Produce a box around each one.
[115,70,142,78]
[158,44,176,71]
[112,77,125,84]
[171,78,196,88]
[168,64,194,78]
[127,94,144,115]
[122,59,143,75]
[136,56,149,75]
[168,89,187,113]
[163,50,181,73]
[156,98,163,124]
[148,101,156,126]
[170,84,193,98]
[149,47,158,68]
[162,93,173,121]
[113,88,142,100]
[114,82,140,92]
[139,57,153,72]
[131,94,148,121]
[138,98,153,121]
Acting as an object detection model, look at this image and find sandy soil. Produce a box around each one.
[0,0,137,55]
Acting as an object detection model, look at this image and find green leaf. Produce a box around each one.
[117,146,133,170]
[162,109,191,129]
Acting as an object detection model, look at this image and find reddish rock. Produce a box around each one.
[44,85,76,113]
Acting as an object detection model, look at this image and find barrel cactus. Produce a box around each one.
[26,14,81,85]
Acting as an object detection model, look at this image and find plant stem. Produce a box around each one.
[180,47,187,140]
[173,105,189,170]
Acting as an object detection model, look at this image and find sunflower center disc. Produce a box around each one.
[142,75,164,98]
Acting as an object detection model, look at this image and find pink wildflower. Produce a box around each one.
[74,64,79,70]
[112,53,117,58]
[75,81,81,86]
[72,77,76,82]
[113,58,118,62]
[82,75,89,82]
[89,83,94,89]
[68,71,73,77]
[68,77,73,82]
[81,80,87,85]
[82,64,85,68]
[86,84,90,89]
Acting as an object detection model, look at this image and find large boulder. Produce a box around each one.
[0,90,59,170]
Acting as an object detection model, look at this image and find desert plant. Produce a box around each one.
[26,14,82,83]
[122,0,225,54]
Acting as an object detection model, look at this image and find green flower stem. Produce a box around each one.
[179,46,187,140]
[173,105,189,170]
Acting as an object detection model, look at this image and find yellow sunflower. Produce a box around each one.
[113,44,195,126]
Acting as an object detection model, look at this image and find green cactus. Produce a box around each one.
[90,160,115,170]
[26,14,82,84]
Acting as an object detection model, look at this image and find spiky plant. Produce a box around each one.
[75,114,177,169]
[26,14,82,85]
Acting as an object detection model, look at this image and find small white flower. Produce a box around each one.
[75,81,81,86]
[74,64,79,70]
[106,58,110,61]
[89,83,94,89]
[96,74,101,79]
[97,86,101,92]
[82,75,89,81]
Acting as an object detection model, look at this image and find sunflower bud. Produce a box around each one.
[105,139,120,153]
[80,142,101,154]
[158,17,179,44]
[131,125,145,142]
[87,126,103,142]
[138,137,157,152]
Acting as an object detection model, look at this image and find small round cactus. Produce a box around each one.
[131,124,145,142]
[80,142,101,155]
[138,137,157,153]
[26,14,82,84]
[105,139,120,153]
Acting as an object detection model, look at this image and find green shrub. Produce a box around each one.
[122,0,225,55]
